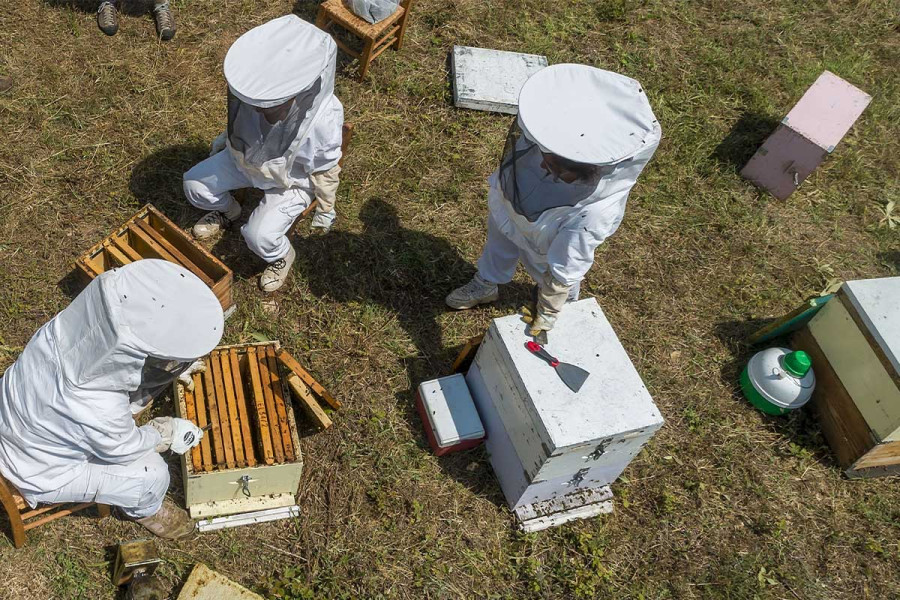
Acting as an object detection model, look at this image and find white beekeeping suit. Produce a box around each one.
[447,64,661,335]
[183,14,344,292]
[0,260,222,525]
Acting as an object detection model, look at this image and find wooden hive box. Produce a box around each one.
[174,341,303,518]
[741,71,871,200]
[792,277,900,478]
[75,204,234,315]
[465,298,663,531]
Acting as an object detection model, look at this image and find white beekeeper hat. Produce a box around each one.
[517,63,658,166]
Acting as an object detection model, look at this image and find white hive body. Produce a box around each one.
[466,298,664,531]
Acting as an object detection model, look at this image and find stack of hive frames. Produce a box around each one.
[174,341,303,518]
[75,204,234,314]
[183,342,298,472]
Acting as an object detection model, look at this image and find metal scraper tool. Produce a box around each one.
[526,341,590,393]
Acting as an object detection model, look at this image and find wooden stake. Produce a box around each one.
[193,373,213,472]
[266,347,294,461]
[219,351,245,467]
[257,350,285,463]
[230,349,256,467]
[247,348,275,465]
[276,349,341,409]
[287,375,333,430]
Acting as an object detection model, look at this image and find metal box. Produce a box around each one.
[741,71,871,200]
[174,341,303,518]
[76,204,235,315]
[415,374,484,456]
[792,278,900,477]
[467,298,663,530]
[451,46,548,114]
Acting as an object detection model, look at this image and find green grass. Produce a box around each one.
[1,0,899,597]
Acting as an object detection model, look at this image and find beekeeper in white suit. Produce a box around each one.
[183,14,344,292]
[0,260,223,539]
[446,64,661,336]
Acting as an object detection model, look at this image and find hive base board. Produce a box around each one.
[196,504,301,529]
[188,492,297,520]
[515,486,613,533]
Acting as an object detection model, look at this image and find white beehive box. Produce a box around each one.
[467,298,663,530]
[451,46,548,114]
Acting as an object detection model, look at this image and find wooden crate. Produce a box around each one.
[174,341,303,518]
[792,277,900,478]
[75,204,234,314]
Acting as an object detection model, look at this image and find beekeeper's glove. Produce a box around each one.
[176,359,206,392]
[149,417,203,454]
[209,132,227,157]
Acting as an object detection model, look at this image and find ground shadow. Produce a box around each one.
[291,198,531,503]
[713,318,836,468]
[711,110,780,172]
[42,0,157,17]
[879,250,900,274]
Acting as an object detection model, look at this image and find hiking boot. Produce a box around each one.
[97,1,119,36]
[445,274,499,310]
[259,244,296,293]
[192,199,241,240]
[136,498,195,540]
[152,2,176,41]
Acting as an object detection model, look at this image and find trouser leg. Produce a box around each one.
[182,150,251,211]
[241,187,312,262]
[27,453,169,519]
[476,213,521,285]
[309,165,341,228]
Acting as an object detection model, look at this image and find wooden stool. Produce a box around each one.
[0,474,110,548]
[315,0,414,80]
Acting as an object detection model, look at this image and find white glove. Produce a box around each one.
[209,131,227,157]
[149,417,203,454]
[176,359,207,392]
[531,273,572,335]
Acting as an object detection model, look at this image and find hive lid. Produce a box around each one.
[783,71,871,152]
[842,277,900,374]
[418,374,484,447]
[489,298,663,453]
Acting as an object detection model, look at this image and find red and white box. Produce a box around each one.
[416,374,485,456]
[741,71,871,200]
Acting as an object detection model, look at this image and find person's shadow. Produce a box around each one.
[291,199,530,500]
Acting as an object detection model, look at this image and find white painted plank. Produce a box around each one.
[843,277,900,375]
[177,563,264,599]
[452,46,548,114]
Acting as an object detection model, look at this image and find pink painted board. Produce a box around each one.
[741,124,828,200]
[783,71,871,152]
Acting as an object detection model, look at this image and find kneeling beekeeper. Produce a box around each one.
[0,260,223,539]
[446,64,661,336]
[183,14,344,292]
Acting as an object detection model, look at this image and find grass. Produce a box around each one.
[1,0,899,597]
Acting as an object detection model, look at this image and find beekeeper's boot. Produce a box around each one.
[192,199,241,240]
[445,274,499,310]
[136,498,195,540]
[97,1,119,36]
[259,244,296,293]
[152,2,176,41]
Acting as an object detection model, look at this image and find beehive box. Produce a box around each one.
[174,341,302,518]
[451,45,548,114]
[466,298,663,531]
[741,71,871,200]
[76,204,234,315]
[792,277,900,477]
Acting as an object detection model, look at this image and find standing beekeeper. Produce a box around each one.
[183,15,344,292]
[446,64,661,337]
[0,260,223,539]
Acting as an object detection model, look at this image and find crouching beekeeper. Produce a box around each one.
[0,260,223,539]
[183,15,344,292]
[446,64,661,336]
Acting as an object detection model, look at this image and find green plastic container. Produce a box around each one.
[741,348,815,415]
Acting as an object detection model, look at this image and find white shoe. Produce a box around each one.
[445,274,499,310]
[259,244,296,293]
[192,200,241,240]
